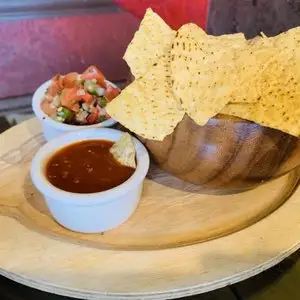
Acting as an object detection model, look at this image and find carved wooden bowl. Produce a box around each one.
[140,114,300,191]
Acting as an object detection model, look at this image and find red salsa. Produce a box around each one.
[45,140,135,193]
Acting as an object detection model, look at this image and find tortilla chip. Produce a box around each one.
[222,47,300,137]
[222,101,300,138]
[171,25,246,125]
[123,8,176,79]
[229,36,279,104]
[110,133,136,169]
[107,54,184,141]
[199,34,262,105]
[116,11,300,138]
[268,26,300,50]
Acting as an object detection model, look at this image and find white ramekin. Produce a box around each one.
[30,128,150,233]
[32,80,118,141]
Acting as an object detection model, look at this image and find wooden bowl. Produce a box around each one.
[140,114,300,191]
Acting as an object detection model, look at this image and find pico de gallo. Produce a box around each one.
[41,66,121,125]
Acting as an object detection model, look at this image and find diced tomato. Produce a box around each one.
[104,85,121,102]
[87,107,101,124]
[47,83,59,97]
[70,103,80,112]
[60,87,81,112]
[82,66,106,88]
[47,74,64,97]
[87,115,97,125]
[81,92,94,104]
[52,74,64,89]
[63,72,79,88]
[47,81,60,97]
[41,98,57,116]
[87,114,97,124]
[92,107,100,115]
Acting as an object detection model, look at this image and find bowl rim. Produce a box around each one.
[30,128,150,206]
[32,79,118,130]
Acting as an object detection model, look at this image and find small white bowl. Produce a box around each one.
[30,128,150,233]
[32,80,118,141]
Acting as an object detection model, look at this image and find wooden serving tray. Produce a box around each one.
[2,118,300,299]
[0,118,298,250]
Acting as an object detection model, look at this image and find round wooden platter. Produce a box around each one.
[0,118,298,250]
[1,118,300,299]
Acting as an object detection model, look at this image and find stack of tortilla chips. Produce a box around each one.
[107,8,300,141]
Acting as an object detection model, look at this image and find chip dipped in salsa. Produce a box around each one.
[45,140,135,194]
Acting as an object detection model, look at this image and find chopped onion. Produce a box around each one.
[97,87,105,96]
[75,110,88,123]
[99,107,107,116]
[52,95,61,107]
[82,103,90,112]
[77,89,86,96]
[45,95,53,101]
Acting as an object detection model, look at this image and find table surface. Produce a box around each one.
[1,116,300,300]
[2,0,300,298]
[1,250,300,300]
[1,251,300,300]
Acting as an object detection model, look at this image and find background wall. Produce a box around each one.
[0,12,139,100]
[0,0,210,103]
[2,0,300,112]
[207,0,300,38]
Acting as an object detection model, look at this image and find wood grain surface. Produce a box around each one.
[137,0,300,191]
[0,118,298,250]
[0,274,237,300]
[143,115,300,191]
[1,118,300,299]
